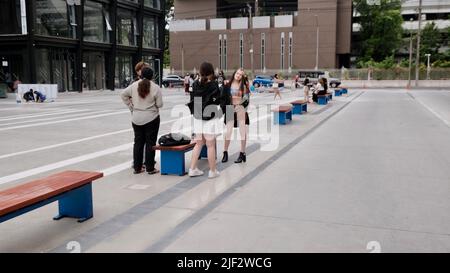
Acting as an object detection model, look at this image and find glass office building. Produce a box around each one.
[0,0,165,91]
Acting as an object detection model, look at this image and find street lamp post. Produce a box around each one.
[415,0,423,86]
[247,3,254,77]
[315,15,319,70]
[425,53,431,80]
[407,18,413,89]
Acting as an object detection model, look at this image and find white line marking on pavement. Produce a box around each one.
[0,110,130,131]
[0,143,133,186]
[413,95,450,128]
[0,109,89,121]
[0,116,189,159]
[0,110,110,126]
[0,128,132,159]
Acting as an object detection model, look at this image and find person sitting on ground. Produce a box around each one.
[33,90,46,102]
[23,88,35,102]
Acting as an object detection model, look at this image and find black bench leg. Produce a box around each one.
[53,183,93,223]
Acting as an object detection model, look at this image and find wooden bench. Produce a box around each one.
[290,100,308,115]
[153,143,196,176]
[317,95,328,105]
[0,170,103,224]
[334,89,342,96]
[272,105,293,125]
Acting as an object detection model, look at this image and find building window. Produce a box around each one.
[239,33,244,68]
[144,0,161,9]
[84,1,111,43]
[36,0,76,38]
[223,34,227,71]
[280,32,285,70]
[115,54,133,88]
[0,0,22,34]
[288,32,293,70]
[261,33,265,70]
[143,16,159,48]
[116,9,138,46]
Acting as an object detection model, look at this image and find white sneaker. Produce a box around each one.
[189,168,204,177]
[208,170,220,179]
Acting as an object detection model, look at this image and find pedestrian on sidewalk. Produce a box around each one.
[273,82,282,100]
[187,62,222,179]
[303,78,311,103]
[121,67,163,175]
[184,73,190,94]
[221,68,250,164]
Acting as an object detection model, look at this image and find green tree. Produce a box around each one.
[353,0,403,62]
[420,22,442,63]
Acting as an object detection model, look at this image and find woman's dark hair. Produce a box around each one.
[138,67,153,99]
[226,68,248,95]
[303,78,309,85]
[199,62,215,84]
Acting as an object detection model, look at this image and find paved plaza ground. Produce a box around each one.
[0,87,449,253]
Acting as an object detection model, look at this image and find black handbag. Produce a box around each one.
[158,133,191,146]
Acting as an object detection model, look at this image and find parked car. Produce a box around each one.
[252,75,285,88]
[297,70,341,88]
[162,75,184,88]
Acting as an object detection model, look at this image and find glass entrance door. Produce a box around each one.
[83,52,105,90]
[52,49,76,92]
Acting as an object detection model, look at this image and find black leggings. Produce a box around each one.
[132,116,160,172]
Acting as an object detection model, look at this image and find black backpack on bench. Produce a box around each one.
[158,133,191,146]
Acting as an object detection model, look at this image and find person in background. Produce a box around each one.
[312,77,327,103]
[217,70,225,87]
[121,67,163,175]
[273,82,282,100]
[303,78,311,103]
[184,73,190,95]
[34,90,46,102]
[188,62,222,178]
[23,88,35,102]
[134,61,150,83]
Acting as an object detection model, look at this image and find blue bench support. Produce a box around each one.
[160,150,189,176]
[341,88,348,94]
[291,100,308,115]
[154,143,195,176]
[273,106,293,125]
[292,104,303,115]
[199,141,217,159]
[327,93,332,100]
[317,96,328,105]
[334,89,342,96]
[53,183,93,223]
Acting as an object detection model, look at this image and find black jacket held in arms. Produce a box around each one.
[187,80,222,121]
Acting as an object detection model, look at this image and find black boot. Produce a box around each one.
[221,151,228,163]
[234,152,246,163]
